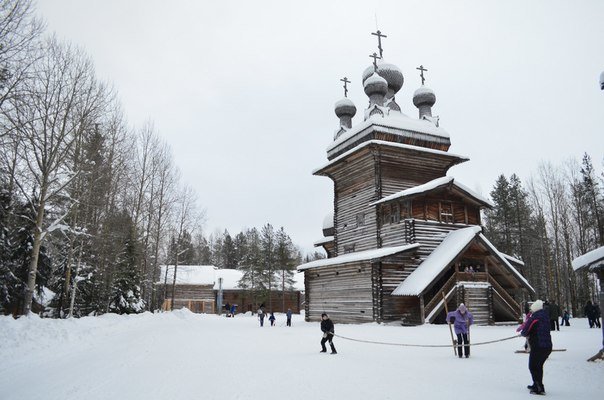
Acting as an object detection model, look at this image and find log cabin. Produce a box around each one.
[157,265,304,314]
[297,48,534,325]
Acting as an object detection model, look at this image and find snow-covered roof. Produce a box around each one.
[572,246,604,272]
[297,243,420,271]
[159,265,216,286]
[326,114,450,155]
[158,266,305,291]
[323,211,334,230]
[314,236,334,246]
[392,227,534,296]
[501,253,525,267]
[478,233,533,291]
[392,227,481,296]
[370,176,493,208]
[315,139,468,175]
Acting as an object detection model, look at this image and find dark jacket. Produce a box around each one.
[548,303,561,319]
[521,309,552,349]
[320,318,335,334]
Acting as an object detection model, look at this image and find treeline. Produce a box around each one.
[0,0,212,317]
[484,154,603,316]
[163,224,318,309]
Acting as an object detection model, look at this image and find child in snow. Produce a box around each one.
[269,312,276,326]
[446,303,474,358]
[520,300,552,395]
[561,310,570,327]
[286,308,292,327]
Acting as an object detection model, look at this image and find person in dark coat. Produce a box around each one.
[286,308,292,327]
[548,301,560,331]
[320,313,337,354]
[269,312,276,326]
[561,310,570,327]
[520,299,553,395]
[446,303,474,358]
[594,303,602,329]
[584,301,596,328]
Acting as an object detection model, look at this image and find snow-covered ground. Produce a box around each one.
[1,310,602,400]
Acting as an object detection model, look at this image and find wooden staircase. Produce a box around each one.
[460,284,491,325]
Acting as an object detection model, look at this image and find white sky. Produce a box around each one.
[36,0,604,254]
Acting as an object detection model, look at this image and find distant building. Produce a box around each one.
[298,34,534,325]
[156,265,304,314]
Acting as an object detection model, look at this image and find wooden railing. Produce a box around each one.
[488,276,521,316]
[424,274,457,318]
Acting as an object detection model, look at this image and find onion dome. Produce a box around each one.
[363,72,388,98]
[334,98,356,130]
[413,85,436,119]
[334,98,356,118]
[362,62,404,94]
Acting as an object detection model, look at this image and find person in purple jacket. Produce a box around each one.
[520,299,552,395]
[446,303,474,358]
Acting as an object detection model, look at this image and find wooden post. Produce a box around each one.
[442,291,457,356]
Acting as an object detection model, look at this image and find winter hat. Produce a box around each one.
[458,304,467,313]
[321,313,328,318]
[530,300,544,313]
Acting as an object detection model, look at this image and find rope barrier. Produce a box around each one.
[334,333,521,348]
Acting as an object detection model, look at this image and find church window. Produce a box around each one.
[400,201,411,219]
[356,212,366,227]
[382,204,391,225]
[440,201,454,223]
[390,203,400,223]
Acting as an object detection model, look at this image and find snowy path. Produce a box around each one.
[1,310,602,400]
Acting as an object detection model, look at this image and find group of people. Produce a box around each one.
[257,307,293,327]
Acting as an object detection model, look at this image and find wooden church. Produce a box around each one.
[297,32,534,325]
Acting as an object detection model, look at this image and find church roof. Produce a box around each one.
[392,227,533,296]
[314,139,468,176]
[327,114,450,159]
[297,243,420,271]
[572,246,604,272]
[370,176,493,208]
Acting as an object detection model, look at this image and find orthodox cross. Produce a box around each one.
[369,52,380,71]
[371,30,387,58]
[340,77,351,97]
[416,65,428,85]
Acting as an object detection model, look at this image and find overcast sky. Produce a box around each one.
[36,0,604,254]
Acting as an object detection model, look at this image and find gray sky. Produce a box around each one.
[36,0,604,254]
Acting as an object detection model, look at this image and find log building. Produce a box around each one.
[157,265,304,314]
[297,37,534,325]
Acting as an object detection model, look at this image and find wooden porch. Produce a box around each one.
[422,271,522,325]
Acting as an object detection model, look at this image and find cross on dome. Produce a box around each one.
[416,65,428,85]
[371,30,387,58]
[340,77,351,97]
[369,52,381,71]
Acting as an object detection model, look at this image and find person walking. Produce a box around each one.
[286,308,292,327]
[548,301,560,331]
[269,312,276,326]
[520,299,553,395]
[258,307,265,327]
[561,310,570,327]
[447,303,474,358]
[584,301,596,328]
[320,313,337,354]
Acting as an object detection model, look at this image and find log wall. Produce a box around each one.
[304,263,375,324]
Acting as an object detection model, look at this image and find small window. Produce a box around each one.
[440,201,454,224]
[400,201,411,219]
[344,244,356,254]
[382,204,391,225]
[356,212,366,227]
[391,203,400,224]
